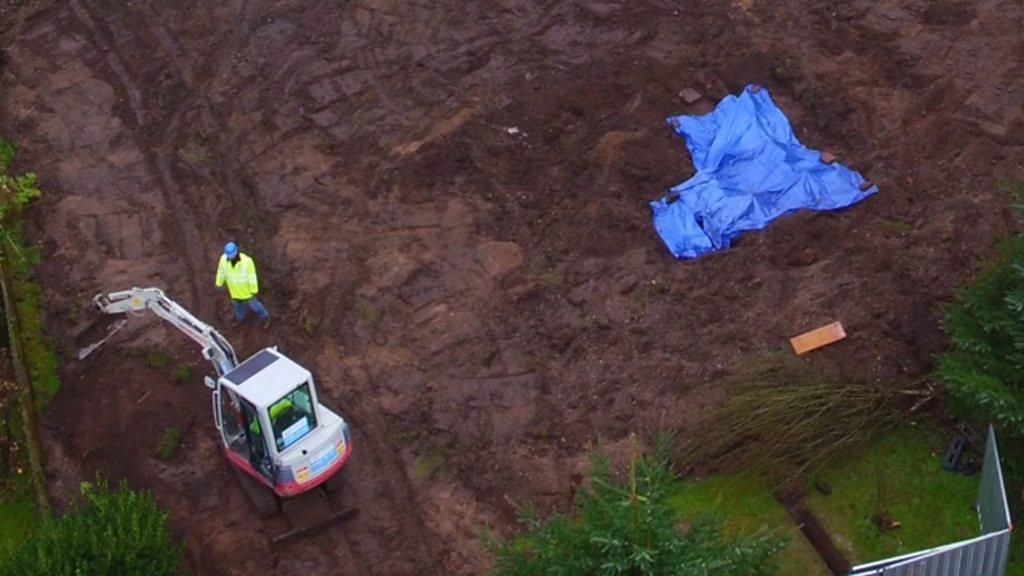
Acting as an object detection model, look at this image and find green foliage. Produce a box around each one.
[147,352,170,369]
[0,173,40,222]
[353,295,382,329]
[1,394,38,556]
[0,473,38,557]
[301,314,319,336]
[0,141,57,406]
[939,179,1024,435]
[411,444,452,479]
[155,427,182,461]
[179,140,208,166]
[879,219,912,236]
[0,480,184,576]
[629,279,669,313]
[0,139,41,223]
[170,362,193,383]
[536,269,562,290]
[488,438,785,576]
[0,141,16,173]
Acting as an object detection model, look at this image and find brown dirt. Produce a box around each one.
[1,0,1023,574]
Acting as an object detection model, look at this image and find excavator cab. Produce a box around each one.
[213,348,352,497]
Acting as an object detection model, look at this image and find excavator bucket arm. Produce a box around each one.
[78,287,238,376]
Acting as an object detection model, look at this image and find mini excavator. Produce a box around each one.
[80,287,355,534]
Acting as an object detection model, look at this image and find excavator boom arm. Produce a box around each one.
[92,287,238,376]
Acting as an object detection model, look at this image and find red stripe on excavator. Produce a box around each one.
[275,442,353,497]
[222,440,353,498]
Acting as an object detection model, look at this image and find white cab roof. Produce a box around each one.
[220,347,312,408]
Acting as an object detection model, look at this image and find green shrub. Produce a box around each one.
[0,140,16,172]
[0,139,41,222]
[171,362,193,383]
[147,352,170,369]
[488,437,785,576]
[0,139,57,406]
[940,179,1024,435]
[155,427,182,461]
[0,480,184,576]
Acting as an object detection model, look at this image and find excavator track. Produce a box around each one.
[274,487,358,546]
[233,466,357,543]
[231,466,280,519]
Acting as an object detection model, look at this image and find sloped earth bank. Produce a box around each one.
[1,0,1023,574]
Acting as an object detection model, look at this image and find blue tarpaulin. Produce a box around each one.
[650,85,877,259]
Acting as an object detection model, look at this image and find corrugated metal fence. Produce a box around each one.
[849,425,1013,576]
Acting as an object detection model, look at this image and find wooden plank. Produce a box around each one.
[790,321,846,355]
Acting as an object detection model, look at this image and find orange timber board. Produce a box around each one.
[789,321,846,355]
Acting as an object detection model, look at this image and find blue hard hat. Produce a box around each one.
[224,242,239,258]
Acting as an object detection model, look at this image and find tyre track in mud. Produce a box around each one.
[68,0,292,311]
[133,3,273,247]
[66,0,209,313]
[268,254,450,574]
[341,416,449,575]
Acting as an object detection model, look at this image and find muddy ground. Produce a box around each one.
[1,0,1023,574]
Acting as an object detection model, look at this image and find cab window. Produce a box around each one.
[268,383,317,452]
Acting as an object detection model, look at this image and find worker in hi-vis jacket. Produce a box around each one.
[215,242,270,329]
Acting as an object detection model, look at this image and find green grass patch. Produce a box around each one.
[527,255,563,291]
[0,400,39,559]
[179,139,209,166]
[0,474,38,557]
[301,314,318,336]
[879,219,912,236]
[170,362,193,384]
[536,269,562,290]
[805,425,977,566]
[146,352,170,369]
[411,445,451,479]
[670,474,829,576]
[628,278,669,313]
[154,427,182,462]
[6,226,59,407]
[1011,539,1024,576]
[353,295,382,330]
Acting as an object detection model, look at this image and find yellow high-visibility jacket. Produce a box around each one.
[215,253,259,300]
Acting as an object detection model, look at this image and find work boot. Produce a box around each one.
[232,316,246,328]
[261,316,271,330]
